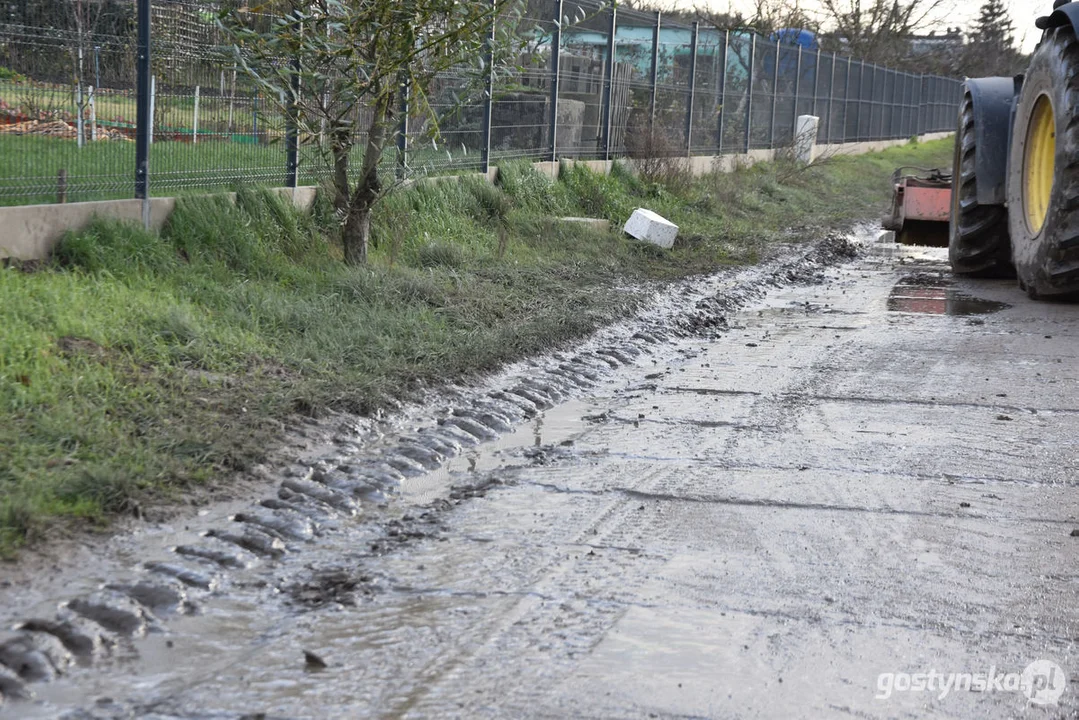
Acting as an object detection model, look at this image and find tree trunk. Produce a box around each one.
[331,128,351,215]
[340,94,392,266]
[341,200,371,265]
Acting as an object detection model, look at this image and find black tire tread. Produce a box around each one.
[949,92,1013,277]
[1011,26,1079,297]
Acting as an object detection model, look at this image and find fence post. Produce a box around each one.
[649,11,660,131]
[685,21,699,156]
[480,0,495,175]
[790,45,802,143]
[768,39,780,149]
[894,70,901,138]
[89,86,97,142]
[913,74,919,136]
[898,72,906,137]
[811,47,820,124]
[548,0,563,162]
[600,1,617,162]
[857,60,866,141]
[826,52,836,144]
[877,67,886,140]
[918,73,926,136]
[716,29,728,153]
[135,0,150,206]
[76,46,85,148]
[842,56,851,143]
[927,76,933,132]
[743,34,755,153]
[192,86,200,145]
[912,73,919,136]
[286,55,299,187]
[396,74,409,182]
[938,77,943,131]
[870,64,878,139]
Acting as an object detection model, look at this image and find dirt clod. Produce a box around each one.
[303,650,328,670]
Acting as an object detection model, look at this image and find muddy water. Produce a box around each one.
[887,275,1011,315]
[4,231,1079,718]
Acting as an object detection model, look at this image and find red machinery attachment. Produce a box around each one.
[881,167,952,246]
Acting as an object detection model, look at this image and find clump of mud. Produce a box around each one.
[286,568,379,608]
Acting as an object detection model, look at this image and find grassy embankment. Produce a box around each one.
[0,138,953,553]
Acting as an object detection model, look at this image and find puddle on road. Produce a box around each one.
[887,277,1010,316]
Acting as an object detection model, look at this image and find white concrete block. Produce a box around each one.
[795,115,819,164]
[623,208,678,249]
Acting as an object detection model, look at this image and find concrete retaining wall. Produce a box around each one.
[1,187,318,262]
[0,133,951,262]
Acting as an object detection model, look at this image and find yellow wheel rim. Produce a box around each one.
[1024,94,1056,234]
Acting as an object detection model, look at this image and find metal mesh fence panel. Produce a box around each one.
[488,0,555,164]
[747,36,771,149]
[610,7,657,158]
[0,0,137,204]
[412,67,486,175]
[813,51,834,144]
[795,50,817,139]
[720,32,750,153]
[689,27,722,155]
[772,42,797,149]
[557,0,609,160]
[828,55,848,144]
[151,1,287,196]
[855,61,870,141]
[0,0,965,207]
[651,16,690,157]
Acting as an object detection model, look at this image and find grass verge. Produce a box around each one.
[0,138,953,553]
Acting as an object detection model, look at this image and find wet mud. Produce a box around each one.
[1,230,1076,718]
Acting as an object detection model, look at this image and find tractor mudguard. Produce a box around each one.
[1036,1,1079,34]
[963,77,1015,206]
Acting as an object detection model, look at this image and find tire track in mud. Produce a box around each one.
[356,248,912,717]
[0,234,867,716]
[384,466,672,719]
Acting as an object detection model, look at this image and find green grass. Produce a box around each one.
[0,80,277,132]
[0,135,469,206]
[0,135,305,205]
[0,138,953,553]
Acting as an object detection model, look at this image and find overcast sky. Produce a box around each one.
[667,0,1049,52]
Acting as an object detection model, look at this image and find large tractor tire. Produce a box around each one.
[949,91,1013,276]
[1008,25,1079,298]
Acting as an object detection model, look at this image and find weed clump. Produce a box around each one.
[497,161,568,214]
[415,240,466,269]
[54,218,175,276]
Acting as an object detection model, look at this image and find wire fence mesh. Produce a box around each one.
[0,0,963,207]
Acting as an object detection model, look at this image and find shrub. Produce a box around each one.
[624,125,693,195]
[0,67,27,83]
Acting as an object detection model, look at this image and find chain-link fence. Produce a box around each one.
[0,0,962,207]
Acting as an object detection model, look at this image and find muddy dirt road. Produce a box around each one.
[3,233,1078,718]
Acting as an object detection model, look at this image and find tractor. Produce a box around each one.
[894,0,1079,299]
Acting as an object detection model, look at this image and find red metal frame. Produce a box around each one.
[881,167,952,246]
